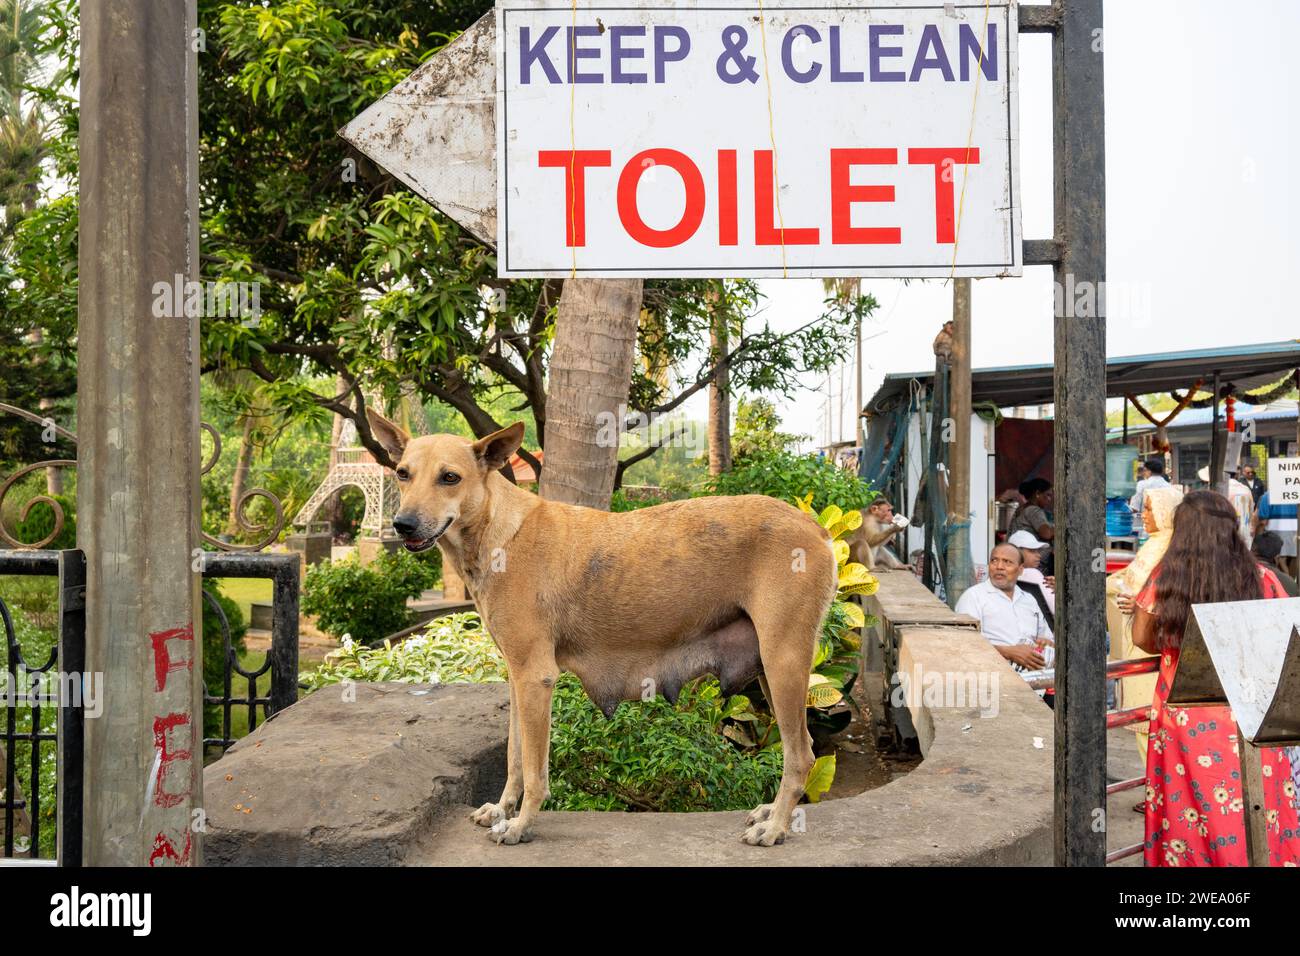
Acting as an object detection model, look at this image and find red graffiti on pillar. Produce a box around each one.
[150,624,194,692]
[148,828,192,867]
[152,712,193,808]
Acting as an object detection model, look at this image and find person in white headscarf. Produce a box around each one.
[1107,486,1183,762]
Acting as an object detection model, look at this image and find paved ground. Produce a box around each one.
[1106,725,1148,867]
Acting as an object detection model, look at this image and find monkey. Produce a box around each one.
[848,497,910,571]
[932,320,955,365]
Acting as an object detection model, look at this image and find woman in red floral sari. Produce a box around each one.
[1133,490,1300,867]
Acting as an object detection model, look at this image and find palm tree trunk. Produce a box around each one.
[227,414,254,537]
[539,278,642,509]
[327,371,347,535]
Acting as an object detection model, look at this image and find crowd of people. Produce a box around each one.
[940,468,1299,866]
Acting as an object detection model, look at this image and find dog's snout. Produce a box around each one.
[393,513,420,537]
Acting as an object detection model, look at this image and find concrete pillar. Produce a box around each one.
[78,1,203,866]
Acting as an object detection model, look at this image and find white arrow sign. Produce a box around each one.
[339,13,497,247]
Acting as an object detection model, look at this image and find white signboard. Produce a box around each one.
[1269,457,1300,504]
[496,0,1021,278]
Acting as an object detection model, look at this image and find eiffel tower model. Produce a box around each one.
[292,387,430,565]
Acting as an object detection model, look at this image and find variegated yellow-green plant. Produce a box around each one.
[791,494,880,801]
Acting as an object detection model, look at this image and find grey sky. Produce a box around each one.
[712,0,1299,446]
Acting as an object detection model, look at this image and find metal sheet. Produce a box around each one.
[1170,598,1300,746]
[339,14,497,246]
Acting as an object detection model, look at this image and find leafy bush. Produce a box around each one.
[700,450,876,513]
[610,488,667,512]
[547,674,781,812]
[0,575,59,632]
[301,548,439,644]
[301,612,507,690]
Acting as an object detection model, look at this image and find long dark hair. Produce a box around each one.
[1151,490,1263,649]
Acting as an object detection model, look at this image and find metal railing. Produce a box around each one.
[0,549,84,865]
[1026,653,1160,864]
[200,552,300,754]
[1,547,300,862]
[1103,655,1160,865]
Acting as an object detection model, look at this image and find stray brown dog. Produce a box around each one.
[368,412,837,847]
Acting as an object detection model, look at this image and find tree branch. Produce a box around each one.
[614,426,685,490]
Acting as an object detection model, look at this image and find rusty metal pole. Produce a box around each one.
[1049,0,1107,867]
[79,0,203,866]
[1210,370,1227,495]
[946,278,973,608]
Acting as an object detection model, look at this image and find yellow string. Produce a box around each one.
[568,0,578,278]
[755,0,788,277]
[949,0,991,282]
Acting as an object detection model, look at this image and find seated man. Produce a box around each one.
[1255,490,1298,577]
[848,496,909,571]
[955,543,1055,675]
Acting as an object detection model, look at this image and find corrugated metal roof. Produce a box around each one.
[867,340,1300,413]
[1107,400,1297,438]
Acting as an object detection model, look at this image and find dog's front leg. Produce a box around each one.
[471,679,522,828]
[489,656,557,846]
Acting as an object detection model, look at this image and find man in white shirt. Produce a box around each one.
[955,543,1055,673]
[1129,457,1170,517]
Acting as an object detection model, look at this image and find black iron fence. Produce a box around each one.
[1,548,300,862]
[0,548,84,864]
[201,552,300,753]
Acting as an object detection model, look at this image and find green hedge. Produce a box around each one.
[302,548,439,645]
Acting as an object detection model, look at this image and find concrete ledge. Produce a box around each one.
[203,682,509,865]
[407,621,1052,865]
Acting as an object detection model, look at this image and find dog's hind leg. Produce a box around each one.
[745,674,778,827]
[471,680,523,828]
[489,646,558,846]
[742,585,832,846]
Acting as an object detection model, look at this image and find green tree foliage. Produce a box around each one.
[731,396,805,462]
[4,0,869,493]
[701,450,877,514]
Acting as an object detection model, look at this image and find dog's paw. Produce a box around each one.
[470,802,509,828]
[745,803,774,827]
[741,819,787,847]
[489,817,534,846]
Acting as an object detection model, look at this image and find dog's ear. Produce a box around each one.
[366,408,410,462]
[472,422,526,472]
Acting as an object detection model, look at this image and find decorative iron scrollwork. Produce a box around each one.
[1,407,285,552]
[198,422,287,552]
[0,402,78,550]
[0,460,79,549]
